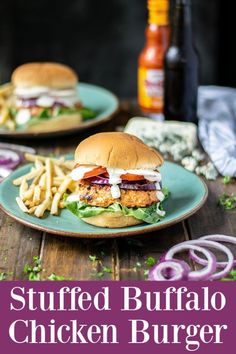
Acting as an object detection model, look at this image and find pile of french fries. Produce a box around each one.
[0,83,15,130]
[13,153,76,218]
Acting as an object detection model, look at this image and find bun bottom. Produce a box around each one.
[82,211,143,228]
[26,113,82,133]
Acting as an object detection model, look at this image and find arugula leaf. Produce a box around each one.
[54,106,97,120]
[78,107,97,120]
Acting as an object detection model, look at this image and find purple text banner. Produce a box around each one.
[0,281,235,353]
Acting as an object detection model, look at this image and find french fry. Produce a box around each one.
[14,153,75,218]
[51,186,57,194]
[61,160,74,170]
[24,153,66,165]
[33,185,41,205]
[34,197,51,218]
[0,107,10,125]
[45,158,52,198]
[39,173,46,189]
[51,176,72,215]
[19,178,28,199]
[35,158,44,169]
[0,82,13,96]
[29,206,37,214]
[16,197,29,213]
[13,167,44,186]
[22,184,35,201]
[54,164,65,178]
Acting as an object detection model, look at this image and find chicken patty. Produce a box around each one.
[75,180,159,208]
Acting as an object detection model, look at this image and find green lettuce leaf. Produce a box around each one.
[65,192,168,224]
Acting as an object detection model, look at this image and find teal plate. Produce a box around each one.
[0,83,119,138]
[0,161,208,238]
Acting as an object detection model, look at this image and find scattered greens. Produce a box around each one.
[24,256,43,281]
[218,193,236,210]
[221,269,236,281]
[0,272,7,281]
[223,176,232,185]
[23,256,65,281]
[88,254,112,279]
[145,256,156,268]
[47,273,65,281]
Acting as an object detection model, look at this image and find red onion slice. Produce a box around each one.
[0,149,21,170]
[148,259,190,281]
[165,243,217,281]
[190,235,236,269]
[166,240,234,280]
[88,176,157,190]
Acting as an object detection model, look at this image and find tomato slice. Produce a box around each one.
[83,167,107,178]
[121,173,145,181]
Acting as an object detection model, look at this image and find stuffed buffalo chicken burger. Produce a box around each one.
[65,132,168,228]
[9,62,96,132]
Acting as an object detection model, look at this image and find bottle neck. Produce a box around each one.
[171,0,193,47]
[148,0,169,26]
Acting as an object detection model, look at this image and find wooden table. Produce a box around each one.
[0,102,236,280]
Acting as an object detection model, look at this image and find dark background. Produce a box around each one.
[0,0,235,97]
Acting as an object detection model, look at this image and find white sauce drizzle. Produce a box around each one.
[15,86,78,108]
[66,194,81,203]
[15,109,31,125]
[70,165,98,181]
[156,202,166,217]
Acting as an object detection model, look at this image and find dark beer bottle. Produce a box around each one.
[164,0,199,123]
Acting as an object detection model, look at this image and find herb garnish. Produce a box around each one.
[0,272,7,281]
[24,256,43,281]
[24,256,65,281]
[221,269,236,281]
[223,176,232,185]
[88,254,112,278]
[218,193,236,210]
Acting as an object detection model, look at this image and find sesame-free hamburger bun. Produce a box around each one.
[12,62,78,89]
[75,132,164,170]
[72,132,164,228]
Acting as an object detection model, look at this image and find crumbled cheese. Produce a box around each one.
[192,149,205,162]
[195,162,218,180]
[181,156,198,172]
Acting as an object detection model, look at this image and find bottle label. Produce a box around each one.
[138,68,164,110]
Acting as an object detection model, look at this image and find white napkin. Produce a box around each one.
[198,86,236,177]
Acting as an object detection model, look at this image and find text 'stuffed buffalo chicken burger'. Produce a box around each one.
[65,132,168,228]
[10,62,95,132]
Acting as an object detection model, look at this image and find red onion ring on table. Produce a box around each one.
[149,259,191,281]
[164,243,218,281]
[190,235,236,269]
[165,239,234,280]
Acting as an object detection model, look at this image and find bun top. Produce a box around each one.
[12,62,78,89]
[75,132,164,169]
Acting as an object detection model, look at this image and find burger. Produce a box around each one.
[65,132,167,228]
[8,62,96,132]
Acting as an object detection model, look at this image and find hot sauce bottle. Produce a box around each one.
[138,0,170,119]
